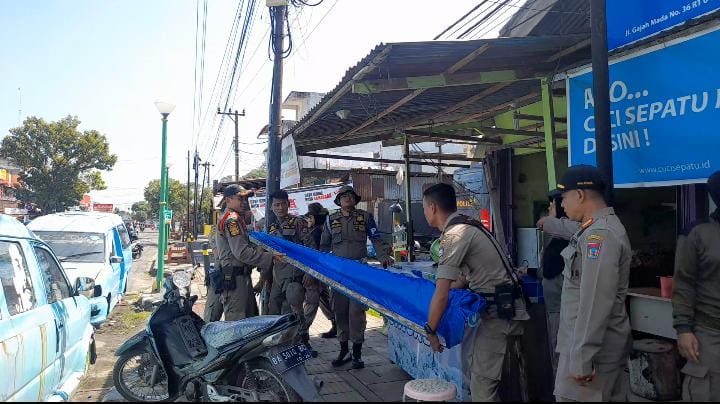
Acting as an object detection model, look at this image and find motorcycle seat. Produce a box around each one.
[201,315,288,349]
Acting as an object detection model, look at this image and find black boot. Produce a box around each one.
[321,322,337,339]
[331,341,351,367]
[351,343,364,369]
[301,333,318,358]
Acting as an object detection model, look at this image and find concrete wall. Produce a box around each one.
[512,148,569,228]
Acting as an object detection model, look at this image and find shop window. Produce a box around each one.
[0,241,37,317]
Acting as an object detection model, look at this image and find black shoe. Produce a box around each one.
[351,343,364,369]
[321,323,337,339]
[331,342,350,367]
[301,333,319,358]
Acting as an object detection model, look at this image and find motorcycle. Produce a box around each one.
[132,242,144,259]
[112,269,322,402]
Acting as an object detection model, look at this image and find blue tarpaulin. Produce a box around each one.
[250,231,486,348]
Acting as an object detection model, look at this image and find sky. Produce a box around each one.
[0,0,490,210]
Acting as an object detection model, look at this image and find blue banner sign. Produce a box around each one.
[568,27,720,187]
[607,0,720,50]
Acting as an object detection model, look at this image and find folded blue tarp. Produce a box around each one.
[250,231,486,348]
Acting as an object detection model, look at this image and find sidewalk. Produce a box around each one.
[192,271,413,402]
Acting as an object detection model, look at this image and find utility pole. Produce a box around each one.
[403,134,415,262]
[590,0,614,204]
[198,161,212,234]
[193,150,201,239]
[266,1,287,230]
[187,150,191,240]
[217,108,246,182]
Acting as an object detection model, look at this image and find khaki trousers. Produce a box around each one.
[468,318,523,402]
[302,279,334,335]
[222,274,258,321]
[203,285,224,322]
[554,354,627,402]
[682,326,720,402]
[333,291,366,344]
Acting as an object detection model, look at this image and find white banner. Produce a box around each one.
[248,183,351,221]
[280,135,301,189]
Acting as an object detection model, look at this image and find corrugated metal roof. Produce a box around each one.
[499,0,590,38]
[287,34,590,153]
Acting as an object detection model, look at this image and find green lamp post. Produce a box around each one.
[154,101,175,290]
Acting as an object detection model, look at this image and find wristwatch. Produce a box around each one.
[423,322,437,336]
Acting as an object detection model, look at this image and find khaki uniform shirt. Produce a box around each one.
[217,209,273,272]
[673,213,720,333]
[268,214,308,280]
[320,208,389,261]
[435,213,529,320]
[558,207,632,376]
[436,213,511,294]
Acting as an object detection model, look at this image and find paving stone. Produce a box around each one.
[318,381,355,395]
[366,380,409,402]
[313,372,344,383]
[349,364,412,385]
[320,391,367,402]
[305,361,335,375]
[360,353,387,367]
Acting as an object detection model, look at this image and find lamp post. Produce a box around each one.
[155,101,175,291]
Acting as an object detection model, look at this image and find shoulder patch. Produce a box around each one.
[227,219,242,237]
[587,234,604,242]
[587,242,601,259]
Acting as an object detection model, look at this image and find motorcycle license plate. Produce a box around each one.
[269,344,313,373]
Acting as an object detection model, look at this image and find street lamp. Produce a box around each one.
[155,101,175,291]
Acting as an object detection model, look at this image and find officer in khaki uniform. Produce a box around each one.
[553,165,632,402]
[203,223,224,322]
[320,185,392,369]
[300,202,333,357]
[216,184,275,321]
[266,190,308,321]
[423,183,528,402]
[673,171,720,402]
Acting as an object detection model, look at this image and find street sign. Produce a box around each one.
[607,0,720,50]
[568,26,720,187]
[164,210,173,224]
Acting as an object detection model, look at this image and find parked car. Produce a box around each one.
[28,212,134,325]
[0,214,98,401]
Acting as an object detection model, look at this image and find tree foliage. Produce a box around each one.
[143,179,213,225]
[0,116,117,213]
[131,201,151,222]
[242,162,267,179]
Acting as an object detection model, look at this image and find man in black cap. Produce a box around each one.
[320,185,392,369]
[299,202,333,357]
[216,184,276,320]
[266,190,308,321]
[673,170,720,401]
[553,165,632,402]
[537,189,577,380]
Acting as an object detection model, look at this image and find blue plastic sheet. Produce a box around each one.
[250,231,485,348]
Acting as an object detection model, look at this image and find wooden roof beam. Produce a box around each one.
[352,69,541,94]
[290,45,394,137]
[409,152,484,162]
[299,152,472,169]
[334,44,492,142]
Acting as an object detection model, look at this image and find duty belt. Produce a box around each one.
[477,288,522,302]
[230,266,253,276]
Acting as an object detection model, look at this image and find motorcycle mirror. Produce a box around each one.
[173,271,192,289]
